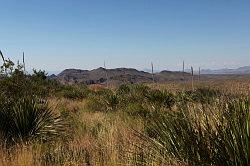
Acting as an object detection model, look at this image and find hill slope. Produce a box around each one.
[55,68,190,85]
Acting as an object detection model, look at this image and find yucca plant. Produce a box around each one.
[125,103,150,118]
[177,88,219,104]
[146,89,175,111]
[103,93,119,111]
[117,84,150,106]
[0,96,65,144]
[86,90,119,112]
[59,85,90,100]
[137,97,250,166]
[213,98,250,166]
[193,88,219,103]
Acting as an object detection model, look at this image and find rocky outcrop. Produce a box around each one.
[54,67,190,85]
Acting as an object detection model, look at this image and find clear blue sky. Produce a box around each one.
[1,0,250,72]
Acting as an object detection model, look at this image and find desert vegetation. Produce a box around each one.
[0,55,249,165]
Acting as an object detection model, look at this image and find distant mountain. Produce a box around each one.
[54,67,190,85]
[142,68,161,73]
[201,66,250,75]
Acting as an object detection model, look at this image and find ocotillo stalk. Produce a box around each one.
[151,62,155,83]
[0,50,4,62]
[104,61,108,87]
[191,66,194,91]
[198,67,201,82]
[23,52,26,72]
[182,60,185,81]
[0,50,7,75]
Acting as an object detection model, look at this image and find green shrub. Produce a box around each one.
[85,97,107,112]
[0,54,65,145]
[125,103,150,118]
[104,93,119,111]
[146,90,175,110]
[59,85,90,100]
[117,84,150,107]
[140,98,250,166]
[32,69,47,81]
[177,88,219,104]
[0,56,60,99]
[86,88,120,111]
[86,90,120,112]
[94,88,113,96]
[193,88,219,103]
[116,84,131,95]
[117,84,149,96]
[0,96,65,144]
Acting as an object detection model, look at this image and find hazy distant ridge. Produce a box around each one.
[201,66,250,74]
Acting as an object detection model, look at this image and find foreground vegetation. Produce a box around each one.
[0,55,249,165]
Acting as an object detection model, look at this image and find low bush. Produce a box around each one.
[0,55,66,145]
[103,93,120,111]
[177,88,220,104]
[59,85,90,100]
[86,90,120,112]
[85,97,107,112]
[117,84,150,107]
[146,89,175,110]
[125,103,150,118]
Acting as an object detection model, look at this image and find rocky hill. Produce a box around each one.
[54,67,191,85]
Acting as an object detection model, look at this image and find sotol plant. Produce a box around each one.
[137,97,249,166]
[0,96,65,143]
[0,53,65,144]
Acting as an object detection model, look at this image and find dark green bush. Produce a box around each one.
[193,88,219,103]
[85,97,107,112]
[0,53,61,99]
[125,103,150,118]
[0,70,60,99]
[86,90,120,112]
[104,93,119,111]
[32,69,47,81]
[0,96,65,144]
[0,55,66,144]
[94,88,113,96]
[177,88,220,104]
[146,90,175,110]
[117,84,150,107]
[59,85,90,100]
[116,84,131,95]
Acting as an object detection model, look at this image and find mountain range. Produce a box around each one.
[50,66,250,85]
[53,67,190,85]
[200,66,250,75]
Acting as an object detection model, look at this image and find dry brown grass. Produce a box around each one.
[148,79,250,96]
[0,144,41,166]
[0,96,183,165]
[1,79,248,165]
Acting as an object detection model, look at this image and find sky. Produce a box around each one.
[0,0,250,73]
